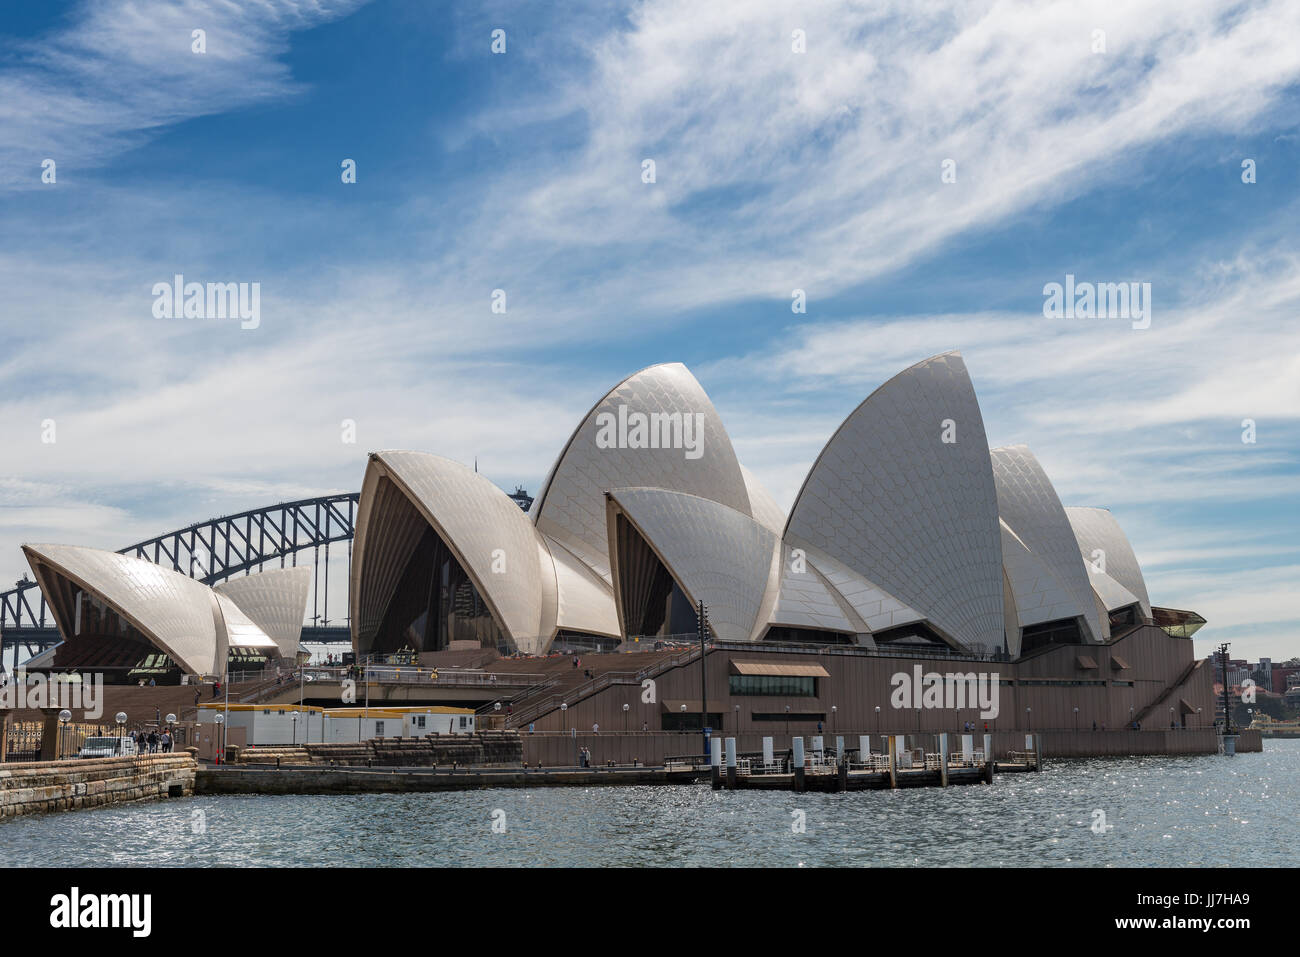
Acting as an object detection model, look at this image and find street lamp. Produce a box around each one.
[494,701,502,729]
[1073,706,1079,732]
[165,713,176,752]
[1025,707,1031,732]
[875,705,881,734]
[213,712,224,764]
[1169,705,1175,729]
[623,702,630,732]
[291,710,300,745]
[831,705,837,734]
[115,712,127,755]
[58,709,71,760]
[732,704,738,733]
[560,702,568,729]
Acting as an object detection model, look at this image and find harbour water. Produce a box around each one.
[4,741,1294,867]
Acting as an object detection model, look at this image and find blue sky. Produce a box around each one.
[1,0,1297,660]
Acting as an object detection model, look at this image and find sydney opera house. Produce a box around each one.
[15,351,1214,744]
[351,353,1201,657]
[341,352,1213,741]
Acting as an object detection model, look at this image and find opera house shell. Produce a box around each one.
[20,544,311,680]
[351,353,1192,661]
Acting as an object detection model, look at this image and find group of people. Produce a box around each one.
[129,728,173,753]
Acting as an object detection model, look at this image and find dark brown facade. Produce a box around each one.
[525,625,1212,740]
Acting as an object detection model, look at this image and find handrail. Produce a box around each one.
[1132,658,1199,725]
[508,645,709,728]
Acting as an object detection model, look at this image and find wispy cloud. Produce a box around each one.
[0,0,1297,655]
[0,0,369,189]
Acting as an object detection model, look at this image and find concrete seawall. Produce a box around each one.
[197,765,702,795]
[0,754,197,818]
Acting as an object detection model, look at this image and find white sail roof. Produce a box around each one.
[606,488,780,643]
[990,445,1106,643]
[999,519,1089,637]
[542,535,621,639]
[1088,568,1143,615]
[352,450,552,655]
[740,464,786,535]
[767,542,861,637]
[213,565,311,660]
[783,351,1004,651]
[23,543,221,676]
[531,363,753,583]
[1065,506,1153,617]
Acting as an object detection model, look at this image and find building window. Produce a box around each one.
[728,675,816,696]
[459,716,468,729]
[375,721,385,735]
[751,712,826,722]
[661,712,724,732]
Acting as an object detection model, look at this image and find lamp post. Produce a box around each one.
[213,712,224,764]
[784,704,790,738]
[58,709,71,760]
[291,710,300,745]
[831,705,837,734]
[623,702,630,732]
[115,711,127,755]
[1025,707,1031,732]
[1196,707,1203,729]
[1169,705,1175,730]
[875,705,881,734]
[165,713,176,752]
[1073,706,1079,732]
[494,701,502,730]
[732,704,738,734]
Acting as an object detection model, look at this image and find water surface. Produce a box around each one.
[3,742,1293,866]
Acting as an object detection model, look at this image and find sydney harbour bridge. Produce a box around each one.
[0,493,360,670]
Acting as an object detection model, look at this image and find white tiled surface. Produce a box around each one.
[784,352,1005,651]
[1065,506,1153,617]
[212,592,278,660]
[23,543,221,675]
[991,445,1105,643]
[768,542,858,634]
[533,363,753,584]
[543,534,621,640]
[608,487,779,643]
[214,565,311,660]
[372,450,550,645]
[741,464,787,535]
[999,519,1087,631]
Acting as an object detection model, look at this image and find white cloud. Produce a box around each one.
[0,0,368,190]
[2,0,1298,656]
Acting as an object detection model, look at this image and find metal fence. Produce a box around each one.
[3,720,115,762]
